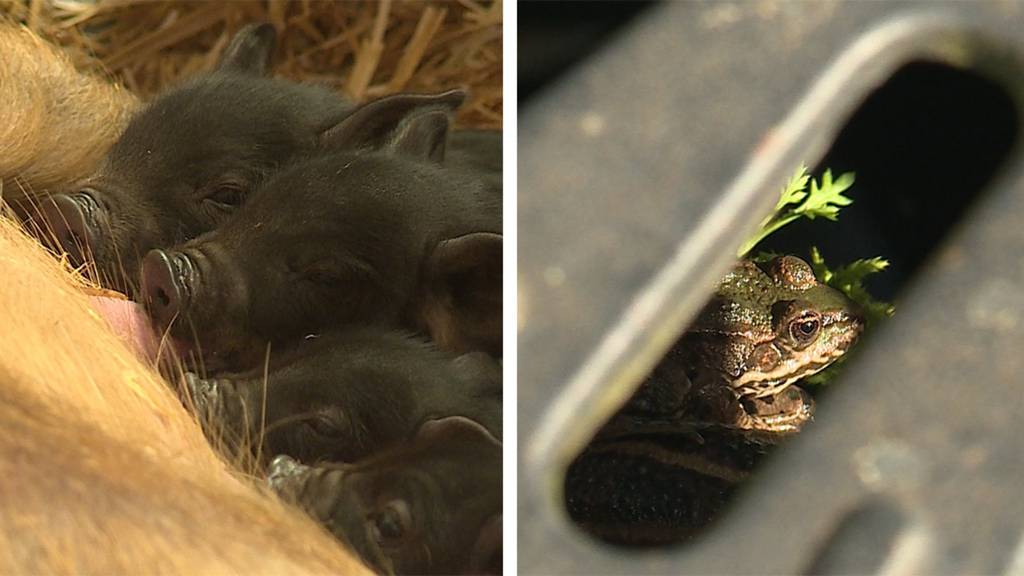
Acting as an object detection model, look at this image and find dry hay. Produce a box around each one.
[0,24,138,200]
[1,0,502,129]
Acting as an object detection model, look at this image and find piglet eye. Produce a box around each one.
[370,499,411,545]
[206,185,245,209]
[304,414,344,438]
[301,407,347,439]
[301,263,342,286]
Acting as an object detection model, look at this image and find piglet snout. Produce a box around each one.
[141,249,195,328]
[39,192,102,266]
[267,455,311,493]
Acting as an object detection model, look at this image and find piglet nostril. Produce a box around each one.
[155,286,171,308]
[141,249,194,328]
[38,193,99,266]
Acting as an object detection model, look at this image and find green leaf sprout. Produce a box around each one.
[737,165,855,257]
[808,246,895,328]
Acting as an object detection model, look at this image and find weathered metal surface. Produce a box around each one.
[518,1,1024,573]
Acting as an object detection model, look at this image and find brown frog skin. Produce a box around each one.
[616,254,864,435]
[566,431,759,546]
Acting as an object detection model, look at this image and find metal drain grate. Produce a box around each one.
[518,2,1024,573]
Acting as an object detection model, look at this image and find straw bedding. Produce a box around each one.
[1,0,502,129]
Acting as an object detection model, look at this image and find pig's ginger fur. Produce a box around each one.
[0,24,137,200]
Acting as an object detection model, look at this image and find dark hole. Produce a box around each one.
[759,60,1019,299]
[564,61,1019,547]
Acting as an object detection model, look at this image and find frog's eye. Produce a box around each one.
[788,311,821,346]
[369,499,412,546]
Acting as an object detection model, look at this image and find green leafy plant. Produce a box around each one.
[737,165,855,257]
[741,166,895,386]
[807,246,894,327]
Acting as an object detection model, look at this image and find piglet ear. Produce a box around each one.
[217,23,276,75]
[416,415,501,447]
[452,352,502,389]
[392,110,451,163]
[320,89,466,162]
[422,232,502,357]
[468,514,502,575]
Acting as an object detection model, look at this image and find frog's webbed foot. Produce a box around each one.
[731,386,814,436]
[740,386,814,433]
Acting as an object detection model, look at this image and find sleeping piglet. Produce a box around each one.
[141,89,502,368]
[267,416,502,575]
[21,23,353,292]
[183,327,501,464]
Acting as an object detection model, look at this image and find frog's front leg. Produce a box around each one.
[694,381,814,435]
[741,386,815,433]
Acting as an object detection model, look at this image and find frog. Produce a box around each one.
[568,255,865,546]
[609,254,864,437]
